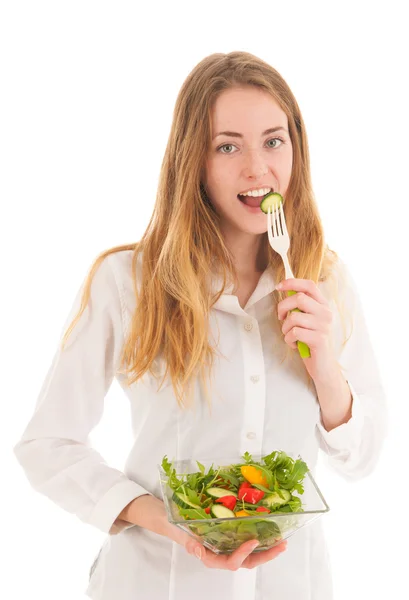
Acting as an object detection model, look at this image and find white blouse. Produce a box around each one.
[13,249,387,600]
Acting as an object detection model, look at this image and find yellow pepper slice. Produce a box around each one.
[235,510,250,517]
[240,465,268,487]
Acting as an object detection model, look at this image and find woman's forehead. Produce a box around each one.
[210,87,288,133]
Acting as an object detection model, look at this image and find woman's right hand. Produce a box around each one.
[121,494,287,571]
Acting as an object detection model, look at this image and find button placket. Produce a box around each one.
[239,315,265,455]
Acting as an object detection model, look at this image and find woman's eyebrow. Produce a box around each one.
[212,126,288,140]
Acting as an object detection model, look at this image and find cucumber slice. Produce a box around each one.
[260,192,284,214]
[278,489,292,502]
[172,491,200,509]
[262,489,291,508]
[206,487,238,499]
[210,504,236,519]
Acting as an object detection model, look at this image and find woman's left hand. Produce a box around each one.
[276,278,340,383]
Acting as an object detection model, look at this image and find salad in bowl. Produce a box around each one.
[159,450,329,554]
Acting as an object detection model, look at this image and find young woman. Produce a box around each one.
[14,51,387,599]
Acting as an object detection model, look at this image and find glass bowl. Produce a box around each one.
[158,455,330,554]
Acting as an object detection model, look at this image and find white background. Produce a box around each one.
[2,1,408,598]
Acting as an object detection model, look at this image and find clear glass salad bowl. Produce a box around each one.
[158,454,330,555]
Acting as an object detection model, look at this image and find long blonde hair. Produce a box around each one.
[61,51,343,408]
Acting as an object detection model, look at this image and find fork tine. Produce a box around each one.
[268,207,274,239]
[279,201,288,236]
[274,205,283,236]
[272,205,278,237]
[274,206,283,237]
[267,207,273,244]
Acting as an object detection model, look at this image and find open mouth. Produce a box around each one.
[237,192,271,208]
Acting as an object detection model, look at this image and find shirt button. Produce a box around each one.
[244,322,253,331]
[250,375,260,383]
[246,432,256,440]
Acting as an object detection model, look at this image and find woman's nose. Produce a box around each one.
[242,149,268,179]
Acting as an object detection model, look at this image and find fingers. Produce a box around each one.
[224,540,260,571]
[185,538,287,571]
[185,541,205,560]
[277,292,327,321]
[281,311,317,336]
[276,278,328,305]
[187,539,259,570]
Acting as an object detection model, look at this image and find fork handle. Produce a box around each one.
[287,290,311,358]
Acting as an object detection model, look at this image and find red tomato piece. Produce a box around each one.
[204,506,211,514]
[239,487,265,504]
[238,482,252,500]
[256,506,270,513]
[215,495,237,511]
[239,482,252,490]
[238,481,264,504]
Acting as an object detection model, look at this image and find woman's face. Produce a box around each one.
[203,86,293,237]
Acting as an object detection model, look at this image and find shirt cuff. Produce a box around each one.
[316,380,365,451]
[87,479,152,534]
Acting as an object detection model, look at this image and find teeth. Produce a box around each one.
[240,187,271,197]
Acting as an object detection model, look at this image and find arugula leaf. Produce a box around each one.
[243,451,253,464]
[186,487,201,505]
[218,470,240,488]
[277,458,308,490]
[276,504,292,513]
[252,483,273,494]
[264,450,293,473]
[161,456,183,491]
[205,467,221,490]
[178,507,211,520]
[196,461,205,475]
[287,496,302,511]
[161,455,173,476]
[293,482,305,495]
[186,472,199,491]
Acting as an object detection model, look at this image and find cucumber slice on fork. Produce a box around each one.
[260,192,283,214]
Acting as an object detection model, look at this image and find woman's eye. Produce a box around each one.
[218,144,236,154]
[266,137,283,148]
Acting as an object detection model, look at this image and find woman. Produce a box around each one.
[14,51,387,599]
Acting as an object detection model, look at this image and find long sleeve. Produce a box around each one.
[315,260,388,480]
[13,254,151,535]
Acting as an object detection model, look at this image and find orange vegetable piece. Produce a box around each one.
[240,465,268,487]
[235,510,250,517]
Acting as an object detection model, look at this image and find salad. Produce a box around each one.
[161,451,309,553]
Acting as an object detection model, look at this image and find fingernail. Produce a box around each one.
[195,547,202,559]
[250,541,259,551]
[276,282,283,290]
